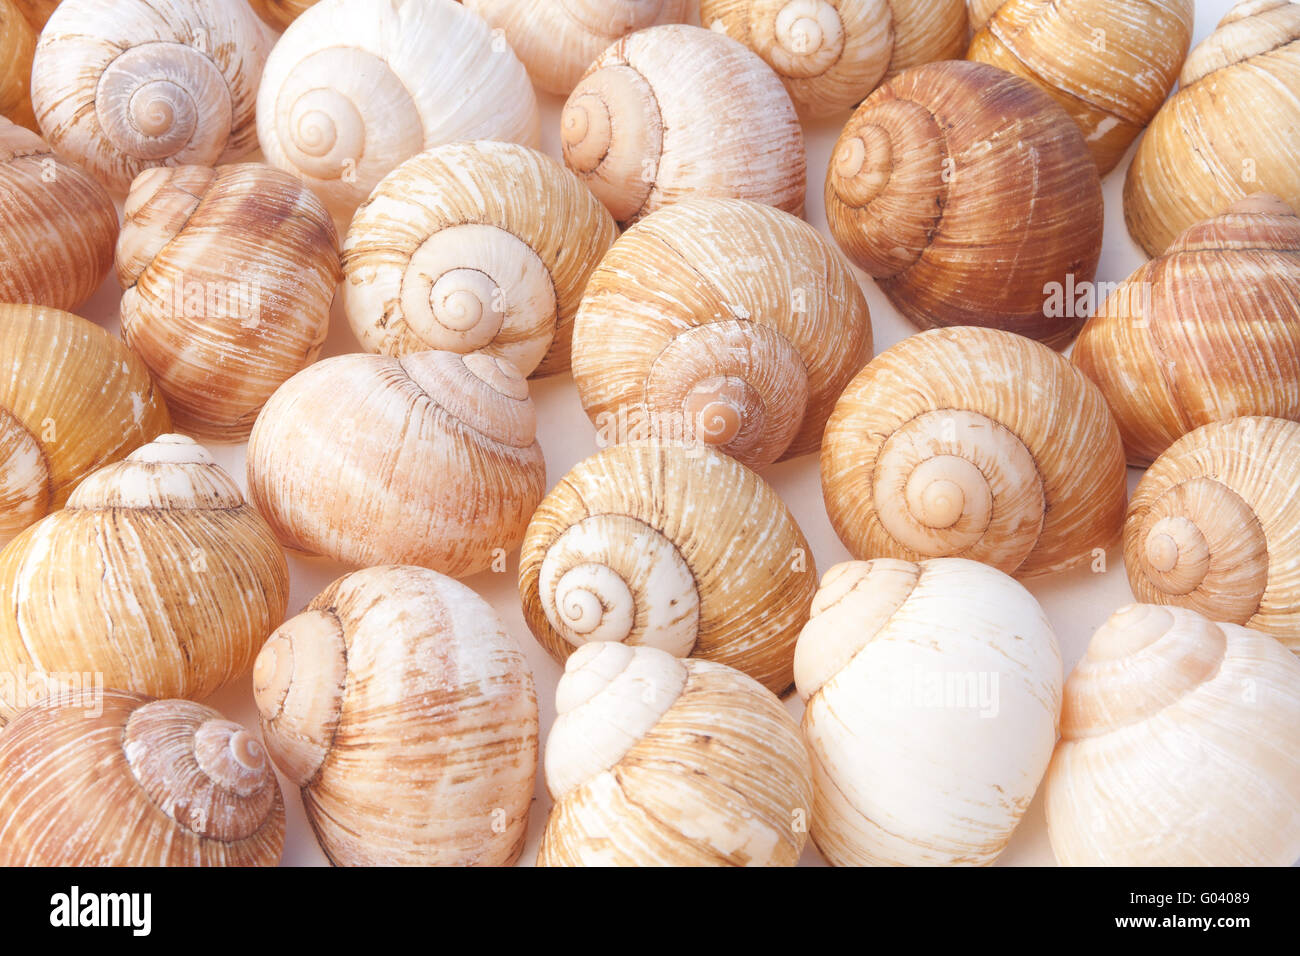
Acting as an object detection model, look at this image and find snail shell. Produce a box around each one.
[0,0,36,130]
[538,643,813,867]
[1045,603,1300,866]
[1124,0,1300,257]
[825,59,1104,348]
[967,0,1004,29]
[1074,195,1300,466]
[257,0,540,223]
[561,23,806,228]
[821,327,1127,578]
[118,163,340,442]
[0,434,289,724]
[519,440,816,695]
[247,350,546,578]
[0,691,285,866]
[572,198,871,469]
[247,0,314,31]
[255,566,538,866]
[10,0,57,30]
[343,141,617,379]
[796,558,1063,866]
[31,0,272,194]
[0,304,170,546]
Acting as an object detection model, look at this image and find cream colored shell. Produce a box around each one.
[248,0,315,31]
[0,0,36,130]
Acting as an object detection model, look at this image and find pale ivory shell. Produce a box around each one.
[0,119,119,312]
[257,0,540,222]
[1074,195,1300,466]
[561,24,806,227]
[572,199,871,469]
[254,566,538,866]
[247,350,546,578]
[31,0,271,194]
[248,0,314,31]
[701,0,970,118]
[537,643,813,866]
[0,0,36,130]
[1045,603,1300,866]
[1123,417,1300,651]
[518,440,816,695]
[796,558,1063,866]
[118,163,340,442]
[821,327,1128,578]
[343,141,617,379]
[0,691,285,866]
[825,60,1104,348]
[11,0,57,30]
[0,435,289,724]
[1124,0,1300,257]
[0,304,170,546]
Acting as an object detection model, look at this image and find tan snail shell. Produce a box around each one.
[0,0,36,130]
[1125,0,1300,257]
[11,0,57,30]
[1074,195,1300,466]
[701,0,970,119]
[967,0,1003,29]
[247,350,546,578]
[822,327,1128,578]
[343,141,617,379]
[826,59,1104,348]
[572,198,871,469]
[247,0,315,31]
[0,691,284,866]
[519,440,816,696]
[1123,417,1300,652]
[538,643,813,867]
[31,0,271,194]
[255,566,538,866]
[0,304,170,546]
[257,0,540,223]
[0,434,289,724]
[561,24,806,228]
[117,163,340,442]
[1045,603,1300,866]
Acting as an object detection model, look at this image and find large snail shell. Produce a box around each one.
[796,558,1063,866]
[825,59,1104,348]
[247,350,546,578]
[0,304,170,546]
[519,440,816,695]
[31,0,271,194]
[118,163,340,442]
[0,691,284,866]
[0,0,36,130]
[1045,603,1300,865]
[572,198,871,469]
[538,643,812,866]
[257,0,540,223]
[248,0,314,31]
[822,327,1127,578]
[344,141,617,379]
[1074,195,1300,466]
[1124,0,1300,257]
[561,24,806,228]
[0,434,289,724]
[254,566,538,866]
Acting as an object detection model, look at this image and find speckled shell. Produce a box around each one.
[0,0,36,130]
[248,0,314,31]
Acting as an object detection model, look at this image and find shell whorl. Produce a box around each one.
[760,1,848,79]
[0,405,48,544]
[68,433,245,511]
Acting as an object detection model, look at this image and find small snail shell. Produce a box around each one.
[822,327,1127,578]
[0,691,284,866]
[31,0,272,194]
[343,141,617,379]
[0,304,170,546]
[1045,603,1300,866]
[10,0,57,30]
[796,558,1063,866]
[257,0,540,223]
[561,24,806,227]
[1124,0,1300,257]
[825,60,1104,348]
[118,163,340,442]
[0,0,36,130]
[247,0,314,31]
[701,0,970,119]
[247,350,546,578]
[519,440,816,695]
[255,566,538,866]
[0,434,289,724]
[572,198,871,469]
[1074,195,1300,466]
[538,643,813,867]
